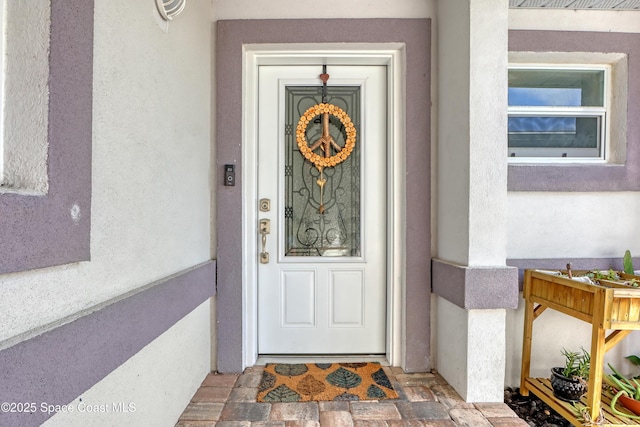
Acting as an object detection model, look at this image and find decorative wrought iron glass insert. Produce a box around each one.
[284,85,361,257]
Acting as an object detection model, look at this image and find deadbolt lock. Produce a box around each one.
[259,198,271,212]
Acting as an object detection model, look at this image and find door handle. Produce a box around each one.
[259,218,270,264]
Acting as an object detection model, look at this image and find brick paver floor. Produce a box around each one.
[175,366,528,427]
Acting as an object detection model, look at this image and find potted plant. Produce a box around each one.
[605,363,640,418]
[550,348,590,402]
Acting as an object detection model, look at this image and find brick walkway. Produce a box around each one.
[176,366,528,426]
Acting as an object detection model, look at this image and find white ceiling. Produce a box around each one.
[510,0,640,9]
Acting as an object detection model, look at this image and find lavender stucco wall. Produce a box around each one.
[508,30,640,192]
[0,261,215,427]
[432,259,519,309]
[216,19,431,373]
[0,0,93,274]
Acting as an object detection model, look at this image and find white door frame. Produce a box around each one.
[242,44,406,370]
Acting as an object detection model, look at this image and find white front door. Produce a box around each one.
[257,65,387,355]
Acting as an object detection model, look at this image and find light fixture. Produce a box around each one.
[156,0,186,21]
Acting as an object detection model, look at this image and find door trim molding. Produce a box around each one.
[242,46,406,368]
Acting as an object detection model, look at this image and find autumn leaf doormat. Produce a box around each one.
[256,362,399,402]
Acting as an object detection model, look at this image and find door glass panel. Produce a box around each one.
[284,85,361,257]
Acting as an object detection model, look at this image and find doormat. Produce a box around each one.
[256,362,399,402]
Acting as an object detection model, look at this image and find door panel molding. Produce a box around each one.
[280,269,316,327]
[329,269,365,327]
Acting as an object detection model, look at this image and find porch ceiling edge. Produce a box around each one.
[431,258,519,310]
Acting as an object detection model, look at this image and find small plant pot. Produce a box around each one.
[619,395,640,416]
[550,367,587,402]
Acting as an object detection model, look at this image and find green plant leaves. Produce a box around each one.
[624,250,635,275]
[626,355,640,366]
[561,347,590,379]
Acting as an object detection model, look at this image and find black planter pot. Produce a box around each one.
[550,367,587,402]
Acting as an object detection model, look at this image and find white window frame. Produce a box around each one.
[507,63,611,163]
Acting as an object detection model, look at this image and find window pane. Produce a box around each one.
[508,69,604,107]
[509,87,581,107]
[508,116,600,151]
[509,116,576,133]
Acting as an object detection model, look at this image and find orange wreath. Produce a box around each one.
[296,103,356,169]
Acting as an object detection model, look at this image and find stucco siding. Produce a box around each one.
[0,1,213,425]
[43,300,211,427]
[0,0,211,350]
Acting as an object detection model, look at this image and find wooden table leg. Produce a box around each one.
[587,325,605,421]
[520,272,534,396]
[587,290,608,422]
